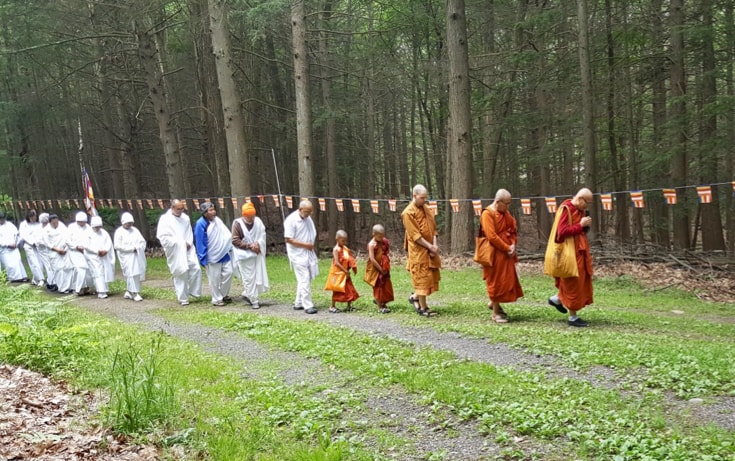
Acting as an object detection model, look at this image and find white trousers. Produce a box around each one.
[236,258,266,303]
[0,248,27,281]
[206,261,232,304]
[172,262,201,303]
[293,263,314,309]
[24,245,45,284]
[125,275,142,294]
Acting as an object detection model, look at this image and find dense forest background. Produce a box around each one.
[0,0,733,255]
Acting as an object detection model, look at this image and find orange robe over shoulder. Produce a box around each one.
[363,238,395,304]
[401,201,441,296]
[480,206,524,303]
[553,200,593,310]
[330,245,360,303]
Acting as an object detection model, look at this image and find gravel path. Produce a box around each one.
[69,280,734,459]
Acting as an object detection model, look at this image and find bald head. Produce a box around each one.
[494,189,511,202]
[372,224,385,235]
[572,188,593,211]
[412,184,427,196]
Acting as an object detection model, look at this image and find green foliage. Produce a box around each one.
[106,333,179,434]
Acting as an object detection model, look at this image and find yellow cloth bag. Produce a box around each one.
[325,265,347,292]
[543,205,579,278]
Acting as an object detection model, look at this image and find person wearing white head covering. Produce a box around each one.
[18,209,46,287]
[0,212,29,282]
[114,212,147,301]
[86,216,115,299]
[66,211,94,295]
[156,200,201,305]
[42,214,72,292]
[36,213,56,290]
[194,202,233,306]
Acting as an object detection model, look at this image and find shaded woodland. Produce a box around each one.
[1,0,733,254]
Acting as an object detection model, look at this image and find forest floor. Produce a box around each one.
[2,258,734,460]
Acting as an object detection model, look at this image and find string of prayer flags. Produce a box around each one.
[663,189,677,205]
[370,200,379,214]
[318,198,326,211]
[351,199,361,213]
[521,198,531,215]
[336,199,344,212]
[630,191,645,208]
[428,200,438,216]
[545,197,557,213]
[697,186,712,203]
[388,199,396,212]
[601,193,613,211]
[472,199,482,216]
[285,196,293,208]
[450,199,460,213]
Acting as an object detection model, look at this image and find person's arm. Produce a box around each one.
[481,209,511,253]
[555,206,584,242]
[368,241,383,273]
[194,219,209,266]
[231,220,249,250]
[332,246,348,272]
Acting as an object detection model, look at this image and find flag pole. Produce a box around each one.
[271,148,286,223]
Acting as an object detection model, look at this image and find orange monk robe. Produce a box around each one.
[363,238,395,304]
[480,206,524,303]
[401,201,441,296]
[330,245,360,303]
[554,200,593,310]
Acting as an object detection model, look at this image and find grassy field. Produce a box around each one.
[1,255,734,460]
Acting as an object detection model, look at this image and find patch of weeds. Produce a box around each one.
[106,333,179,434]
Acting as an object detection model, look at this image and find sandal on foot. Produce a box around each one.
[329,307,342,313]
[492,314,509,324]
[380,307,391,314]
[419,309,437,317]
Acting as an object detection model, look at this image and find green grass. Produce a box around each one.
[1,254,734,460]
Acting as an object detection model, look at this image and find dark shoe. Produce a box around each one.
[223,296,233,304]
[242,296,252,305]
[305,307,318,314]
[293,305,304,311]
[419,309,437,317]
[568,317,589,327]
[212,301,225,307]
[251,302,260,310]
[380,307,391,314]
[548,297,568,314]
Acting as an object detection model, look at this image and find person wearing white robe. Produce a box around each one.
[66,211,94,295]
[156,199,201,305]
[86,216,115,299]
[18,210,45,287]
[194,202,233,306]
[284,200,319,314]
[232,202,269,309]
[37,213,56,291]
[0,212,29,283]
[43,214,72,293]
[114,212,146,301]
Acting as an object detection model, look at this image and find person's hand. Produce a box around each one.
[508,244,516,256]
[186,242,191,250]
[352,266,357,275]
[98,250,107,256]
[76,246,84,252]
[581,216,592,227]
[251,242,260,254]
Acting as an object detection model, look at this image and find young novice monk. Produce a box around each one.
[325,230,359,313]
[364,224,394,313]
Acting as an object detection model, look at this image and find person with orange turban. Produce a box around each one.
[232,202,269,309]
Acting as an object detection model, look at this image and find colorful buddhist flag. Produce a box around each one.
[351,199,360,213]
[272,195,280,207]
[732,182,735,197]
[47,199,53,209]
[258,195,265,204]
[318,198,326,211]
[428,200,438,216]
[663,189,677,205]
[193,198,200,209]
[450,199,460,213]
[545,197,557,213]
[82,166,98,216]
[521,198,531,215]
[336,199,344,212]
[17,201,24,209]
[601,193,613,211]
[135,199,142,209]
[231,197,238,210]
[388,199,396,212]
[157,199,164,209]
[145,199,153,208]
[126,200,132,209]
[370,200,379,213]
[285,196,293,208]
[630,191,645,208]
[117,200,123,208]
[697,186,712,203]
[472,199,482,216]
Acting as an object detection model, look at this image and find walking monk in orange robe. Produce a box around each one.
[547,187,594,327]
[401,184,441,317]
[326,230,359,313]
[364,224,394,313]
[480,189,524,323]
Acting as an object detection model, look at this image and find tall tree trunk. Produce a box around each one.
[577,0,599,240]
[133,18,186,197]
[725,0,735,255]
[319,2,338,243]
[209,0,250,201]
[669,0,690,249]
[446,0,473,253]
[698,0,725,251]
[649,0,668,246]
[291,0,315,197]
